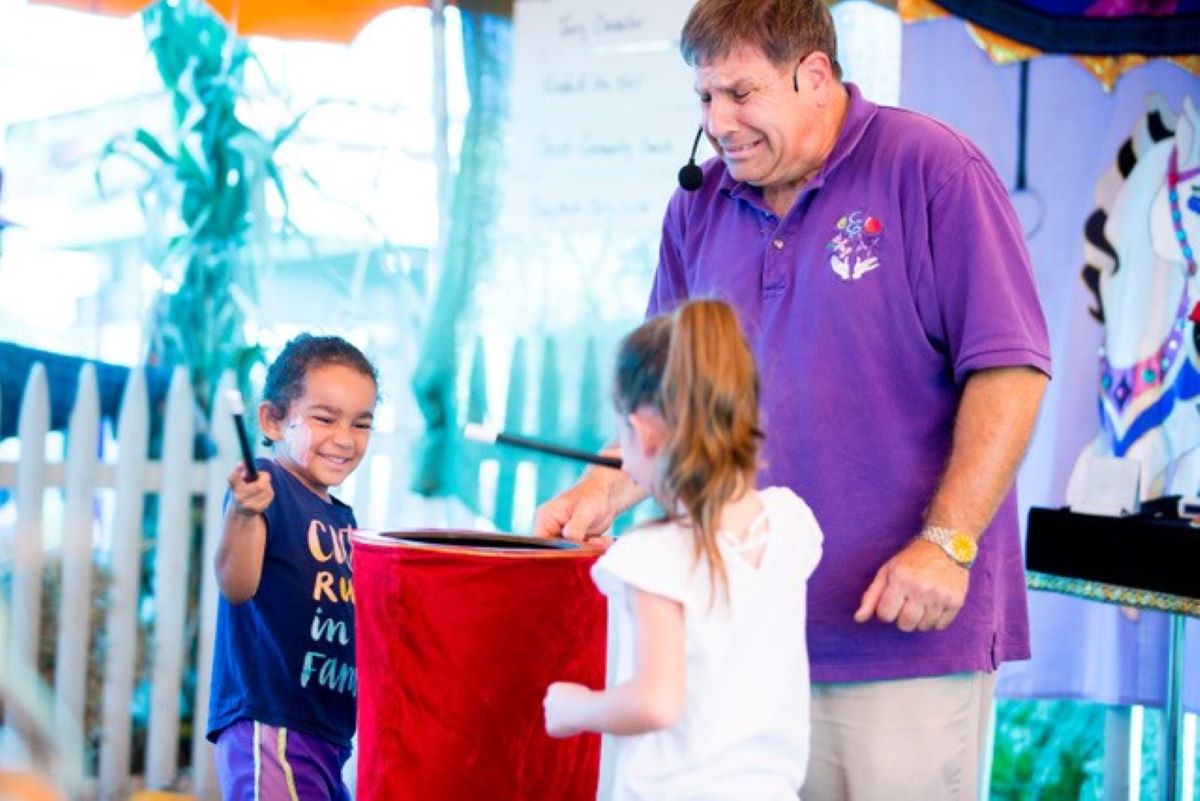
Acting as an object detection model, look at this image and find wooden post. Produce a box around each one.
[54,365,100,745]
[145,367,196,788]
[430,0,451,297]
[537,337,565,506]
[191,371,238,801]
[98,369,150,801]
[495,338,527,532]
[464,335,489,515]
[3,364,48,763]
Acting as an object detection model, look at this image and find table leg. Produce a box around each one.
[1165,613,1186,801]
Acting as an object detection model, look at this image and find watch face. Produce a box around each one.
[948,532,977,563]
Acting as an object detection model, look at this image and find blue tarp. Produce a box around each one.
[0,341,172,440]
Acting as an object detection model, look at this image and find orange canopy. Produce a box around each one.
[33,0,441,43]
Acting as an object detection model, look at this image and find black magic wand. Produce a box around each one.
[463,423,622,470]
[225,389,259,481]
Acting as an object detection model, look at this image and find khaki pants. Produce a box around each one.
[801,672,996,801]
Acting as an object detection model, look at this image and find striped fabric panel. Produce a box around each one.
[253,721,300,801]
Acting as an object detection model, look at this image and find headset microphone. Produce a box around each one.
[677,126,705,192]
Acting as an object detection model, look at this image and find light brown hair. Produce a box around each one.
[680,0,842,79]
[613,299,762,601]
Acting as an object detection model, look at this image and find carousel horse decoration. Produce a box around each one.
[1069,95,1200,502]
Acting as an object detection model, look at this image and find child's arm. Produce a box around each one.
[214,464,273,604]
[544,587,685,737]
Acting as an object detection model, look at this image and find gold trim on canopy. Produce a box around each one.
[898,0,1200,91]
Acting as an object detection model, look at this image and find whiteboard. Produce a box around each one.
[485,0,708,352]
[501,0,704,232]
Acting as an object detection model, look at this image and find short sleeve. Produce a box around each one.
[591,525,693,604]
[924,156,1051,385]
[760,486,824,578]
[260,461,285,550]
[647,191,692,319]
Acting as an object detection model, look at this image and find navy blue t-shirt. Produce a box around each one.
[207,459,358,747]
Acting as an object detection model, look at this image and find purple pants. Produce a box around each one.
[214,719,352,801]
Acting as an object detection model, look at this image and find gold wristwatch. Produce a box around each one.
[918,525,977,569]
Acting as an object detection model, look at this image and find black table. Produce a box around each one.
[1026,506,1200,800]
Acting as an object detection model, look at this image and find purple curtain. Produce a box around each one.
[900,17,1200,710]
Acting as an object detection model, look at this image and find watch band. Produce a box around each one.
[918,525,977,569]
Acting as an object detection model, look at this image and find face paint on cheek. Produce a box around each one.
[281,418,314,467]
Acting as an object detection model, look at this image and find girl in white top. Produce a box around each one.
[543,299,824,800]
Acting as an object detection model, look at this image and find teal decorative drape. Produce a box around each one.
[410,3,511,497]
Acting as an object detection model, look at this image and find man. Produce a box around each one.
[533,1,1050,799]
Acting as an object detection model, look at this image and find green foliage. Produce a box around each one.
[991,699,1106,800]
[88,0,303,783]
[1139,705,1162,801]
[96,0,306,412]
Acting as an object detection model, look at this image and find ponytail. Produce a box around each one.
[613,299,762,602]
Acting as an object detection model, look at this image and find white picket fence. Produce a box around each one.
[11,348,1200,801]
[0,362,489,800]
[0,345,588,800]
[0,363,236,799]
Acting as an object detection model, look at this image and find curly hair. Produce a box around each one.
[259,334,379,445]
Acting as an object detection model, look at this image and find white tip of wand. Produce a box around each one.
[225,388,246,416]
[463,422,498,444]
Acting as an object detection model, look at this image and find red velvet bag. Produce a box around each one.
[353,530,607,801]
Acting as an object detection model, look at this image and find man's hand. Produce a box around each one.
[854,539,969,632]
[532,482,617,547]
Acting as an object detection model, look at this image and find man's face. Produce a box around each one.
[694,45,822,192]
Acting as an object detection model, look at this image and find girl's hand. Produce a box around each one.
[543,681,590,738]
[227,464,273,517]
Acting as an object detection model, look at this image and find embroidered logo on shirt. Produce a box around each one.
[826,211,884,281]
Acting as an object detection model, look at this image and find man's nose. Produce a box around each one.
[704,98,736,140]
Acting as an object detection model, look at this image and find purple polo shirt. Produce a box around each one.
[648,83,1051,683]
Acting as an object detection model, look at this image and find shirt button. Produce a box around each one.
[772,239,784,250]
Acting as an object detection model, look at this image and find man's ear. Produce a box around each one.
[795,50,835,99]
[258,401,284,444]
[628,408,668,458]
